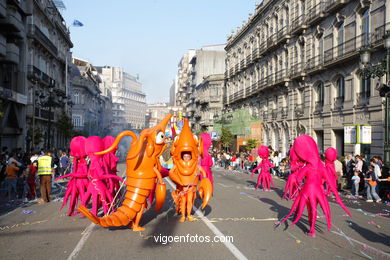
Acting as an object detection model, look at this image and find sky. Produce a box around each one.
[61,1,260,104]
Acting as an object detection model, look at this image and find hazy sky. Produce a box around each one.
[62,1,260,103]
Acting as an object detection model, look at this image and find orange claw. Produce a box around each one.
[198,178,212,209]
[78,205,100,225]
[155,182,166,212]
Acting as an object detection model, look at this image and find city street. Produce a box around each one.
[0,165,389,260]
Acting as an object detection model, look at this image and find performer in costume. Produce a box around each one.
[251,145,274,191]
[200,133,214,191]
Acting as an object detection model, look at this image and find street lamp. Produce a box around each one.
[360,30,390,166]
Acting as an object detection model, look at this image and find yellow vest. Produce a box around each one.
[37,155,53,175]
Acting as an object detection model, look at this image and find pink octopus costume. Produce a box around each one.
[279,135,351,237]
[55,136,89,216]
[324,147,339,194]
[200,133,214,190]
[82,136,123,217]
[251,145,274,191]
[102,136,121,197]
[282,146,304,200]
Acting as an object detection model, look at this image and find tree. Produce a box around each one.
[220,127,234,151]
[57,110,74,139]
[246,139,258,151]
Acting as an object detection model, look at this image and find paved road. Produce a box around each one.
[0,165,389,260]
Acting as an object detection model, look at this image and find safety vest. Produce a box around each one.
[37,155,53,175]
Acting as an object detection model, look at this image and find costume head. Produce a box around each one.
[171,118,200,176]
[200,133,212,157]
[69,136,87,158]
[103,136,117,152]
[292,135,320,165]
[85,136,104,156]
[324,147,337,163]
[257,145,269,159]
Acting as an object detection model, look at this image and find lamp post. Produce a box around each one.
[360,30,390,165]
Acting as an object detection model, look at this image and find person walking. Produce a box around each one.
[4,161,19,200]
[364,160,381,203]
[37,151,54,203]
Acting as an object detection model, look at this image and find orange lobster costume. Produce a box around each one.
[169,119,212,222]
[78,114,172,231]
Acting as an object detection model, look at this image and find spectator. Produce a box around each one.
[335,157,344,190]
[351,172,360,197]
[7,153,22,167]
[4,161,19,200]
[364,160,381,203]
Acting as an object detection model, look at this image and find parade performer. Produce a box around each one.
[251,145,275,191]
[169,119,212,222]
[200,133,214,191]
[282,146,304,200]
[81,136,123,217]
[324,147,339,195]
[78,114,172,231]
[278,135,351,237]
[102,136,120,197]
[55,136,89,216]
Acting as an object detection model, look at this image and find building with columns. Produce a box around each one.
[97,66,146,133]
[225,0,389,158]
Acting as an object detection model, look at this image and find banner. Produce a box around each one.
[360,125,372,144]
[344,125,357,144]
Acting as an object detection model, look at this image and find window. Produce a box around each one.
[336,77,345,101]
[337,23,344,56]
[74,92,79,104]
[361,77,371,97]
[72,115,83,127]
[362,9,370,46]
[317,82,324,106]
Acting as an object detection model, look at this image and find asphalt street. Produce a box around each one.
[0,165,389,260]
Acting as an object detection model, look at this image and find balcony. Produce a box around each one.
[291,15,307,34]
[313,101,324,114]
[356,93,369,107]
[289,62,305,79]
[275,69,289,85]
[27,65,55,87]
[295,104,304,117]
[28,24,58,57]
[333,97,344,109]
[324,0,348,13]
[259,41,267,55]
[305,1,326,25]
[229,68,234,77]
[370,23,389,47]
[246,54,253,66]
[240,59,246,69]
[281,107,288,119]
[235,64,239,73]
[1,6,23,32]
[306,55,324,73]
[266,33,277,51]
[1,43,19,64]
[229,88,245,103]
[276,26,290,44]
[323,33,367,67]
[252,48,259,61]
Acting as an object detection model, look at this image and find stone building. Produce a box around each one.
[0,0,73,151]
[176,49,196,109]
[145,102,182,129]
[71,58,108,137]
[225,0,389,158]
[97,66,146,132]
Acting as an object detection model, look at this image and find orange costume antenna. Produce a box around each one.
[78,114,172,231]
[169,118,212,222]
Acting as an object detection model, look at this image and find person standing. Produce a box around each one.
[335,157,344,190]
[4,161,19,200]
[37,151,54,203]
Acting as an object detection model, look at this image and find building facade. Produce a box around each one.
[71,58,109,137]
[145,102,182,129]
[193,74,225,133]
[97,66,146,132]
[175,49,196,109]
[225,0,390,158]
[0,0,32,151]
[0,0,73,151]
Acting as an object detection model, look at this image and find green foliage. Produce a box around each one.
[57,111,74,138]
[220,127,234,150]
[246,139,258,151]
[28,127,44,146]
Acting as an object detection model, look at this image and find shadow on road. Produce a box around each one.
[258,197,324,235]
[347,221,390,247]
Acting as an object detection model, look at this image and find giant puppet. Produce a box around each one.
[169,119,212,222]
[251,145,275,191]
[278,135,351,237]
[78,114,172,231]
[200,133,214,191]
[55,136,89,216]
[282,145,304,200]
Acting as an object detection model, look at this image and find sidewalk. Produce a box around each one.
[0,179,67,216]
